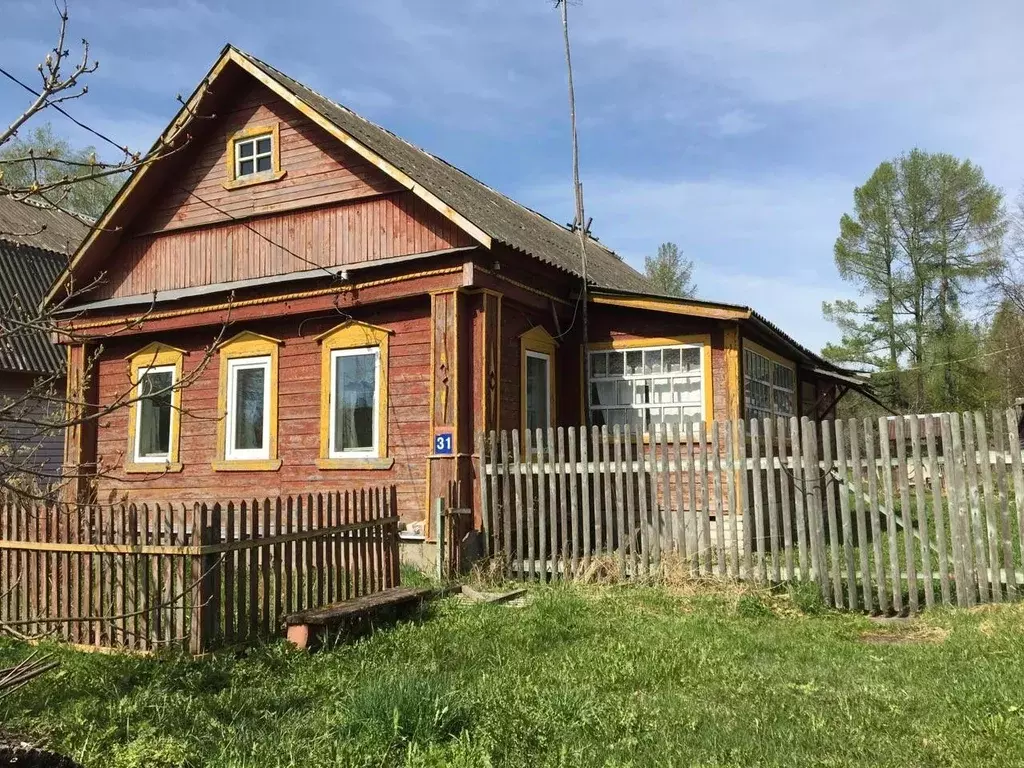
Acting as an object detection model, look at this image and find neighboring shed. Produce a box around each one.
[0,197,88,489]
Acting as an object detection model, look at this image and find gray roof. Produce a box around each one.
[0,196,88,255]
[233,47,651,293]
[0,239,67,374]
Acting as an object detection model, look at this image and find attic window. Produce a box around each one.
[235,133,273,177]
[224,124,285,188]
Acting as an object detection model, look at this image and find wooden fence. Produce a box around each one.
[478,410,1024,613]
[0,488,400,653]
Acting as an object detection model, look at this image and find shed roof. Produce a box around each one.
[0,196,88,255]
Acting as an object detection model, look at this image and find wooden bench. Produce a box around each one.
[284,587,432,649]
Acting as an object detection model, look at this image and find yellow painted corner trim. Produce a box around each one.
[125,343,185,470]
[520,325,558,439]
[318,320,391,462]
[315,457,395,471]
[223,122,284,188]
[215,331,281,466]
[211,458,283,472]
[743,338,796,371]
[590,294,751,321]
[724,325,741,421]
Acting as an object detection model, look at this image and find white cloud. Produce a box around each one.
[712,109,763,138]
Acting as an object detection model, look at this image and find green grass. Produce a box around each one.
[3,584,1024,767]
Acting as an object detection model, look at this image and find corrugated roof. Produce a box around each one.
[233,47,651,293]
[0,196,88,255]
[0,239,67,373]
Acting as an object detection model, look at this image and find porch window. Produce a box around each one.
[525,351,552,433]
[134,366,175,462]
[329,347,380,457]
[588,343,704,432]
[743,345,795,421]
[225,357,271,460]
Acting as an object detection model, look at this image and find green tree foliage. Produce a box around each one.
[0,123,124,219]
[983,300,1024,406]
[644,241,697,297]
[823,149,1005,412]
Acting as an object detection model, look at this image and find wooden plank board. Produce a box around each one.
[762,418,780,582]
[909,417,934,609]
[580,427,592,572]
[647,425,662,569]
[894,417,918,612]
[711,422,726,577]
[726,420,740,578]
[558,427,570,581]
[737,419,752,580]
[776,417,794,582]
[924,418,950,606]
[1006,408,1024,586]
[603,426,615,558]
[749,419,766,583]
[567,427,579,578]
[686,419,699,576]
[524,429,536,581]
[945,413,973,607]
[974,412,1002,602]
[821,421,844,607]
[878,417,902,613]
[634,423,651,578]
[546,427,560,580]
[848,420,872,613]
[614,425,627,578]
[512,431,526,579]
[659,425,672,565]
[961,413,988,603]
[699,421,712,578]
[501,430,514,574]
[992,410,1016,602]
[663,424,678,555]
[479,432,491,557]
[673,423,687,561]
[835,419,858,611]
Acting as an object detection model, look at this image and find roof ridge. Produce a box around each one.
[230,46,626,266]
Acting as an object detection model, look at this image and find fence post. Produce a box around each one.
[435,496,446,583]
[193,502,220,654]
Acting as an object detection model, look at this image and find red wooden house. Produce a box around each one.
[50,46,867,541]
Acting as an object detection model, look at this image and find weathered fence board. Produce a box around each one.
[479,410,1024,616]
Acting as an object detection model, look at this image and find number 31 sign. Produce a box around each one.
[434,432,454,455]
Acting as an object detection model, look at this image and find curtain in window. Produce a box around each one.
[138,370,173,457]
[233,366,266,450]
[334,352,376,451]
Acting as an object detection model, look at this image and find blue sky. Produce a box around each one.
[5,0,1024,351]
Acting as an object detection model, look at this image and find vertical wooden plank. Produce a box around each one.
[567,427,579,579]
[604,425,618,567]
[945,413,973,607]
[736,419,751,580]
[547,427,560,580]
[614,425,627,578]
[1006,408,1024,587]
[673,423,687,561]
[699,421,712,577]
[849,420,873,613]
[557,427,570,579]
[925,417,950,606]
[962,413,988,603]
[711,422,726,577]
[341,492,352,599]
[686,419,699,576]
[661,424,675,557]
[603,426,615,557]
[512,431,526,579]
[975,412,1002,602]
[536,429,550,580]
[584,426,597,570]
[634,423,651,578]
[501,430,514,574]
[993,410,1016,602]
[282,497,292,617]
[274,497,284,626]
[324,493,334,606]
[305,494,316,607]
[648,424,663,569]
[479,431,492,557]
[578,426,591,574]
[524,429,537,580]
[250,498,262,634]
[762,417,781,583]
[317,493,327,605]
[749,418,766,583]
[261,498,271,634]
[725,420,740,578]
[805,419,831,602]
[877,417,903,612]
[776,417,794,582]
[236,500,249,640]
[835,419,858,611]
[821,420,844,607]
[909,416,934,609]
[894,417,919,612]
[789,417,808,581]
[491,430,504,562]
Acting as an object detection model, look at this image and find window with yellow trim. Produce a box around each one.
[520,326,557,438]
[214,332,281,471]
[126,343,185,472]
[744,345,795,421]
[588,343,704,430]
[223,124,285,188]
[316,321,393,470]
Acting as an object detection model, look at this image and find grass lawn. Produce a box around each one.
[2,582,1024,767]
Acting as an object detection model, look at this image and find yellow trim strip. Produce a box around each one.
[590,294,750,321]
[742,338,797,371]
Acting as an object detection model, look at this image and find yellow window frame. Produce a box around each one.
[222,123,286,189]
[316,320,394,470]
[125,342,186,474]
[212,331,282,471]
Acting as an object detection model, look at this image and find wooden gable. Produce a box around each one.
[75,72,475,303]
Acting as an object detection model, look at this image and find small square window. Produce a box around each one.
[234,132,275,179]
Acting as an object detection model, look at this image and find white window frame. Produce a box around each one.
[234,133,273,179]
[133,364,176,463]
[525,350,553,432]
[588,343,705,434]
[225,356,271,461]
[743,347,796,421]
[328,346,381,459]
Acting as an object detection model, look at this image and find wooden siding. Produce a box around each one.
[95,191,473,300]
[0,373,65,486]
[91,300,431,522]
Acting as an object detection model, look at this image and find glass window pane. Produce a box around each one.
[256,137,272,154]
[525,355,549,432]
[590,352,606,377]
[643,349,661,374]
[616,380,631,405]
[664,348,681,373]
[237,141,254,158]
[652,378,671,404]
[592,380,615,406]
[673,378,700,404]
[334,352,376,452]
[256,155,272,172]
[239,159,254,176]
[632,379,650,405]
[232,366,265,451]
[626,350,642,375]
[681,347,700,372]
[608,352,624,376]
[138,370,173,458]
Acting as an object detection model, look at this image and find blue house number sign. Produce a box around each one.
[434,432,454,455]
